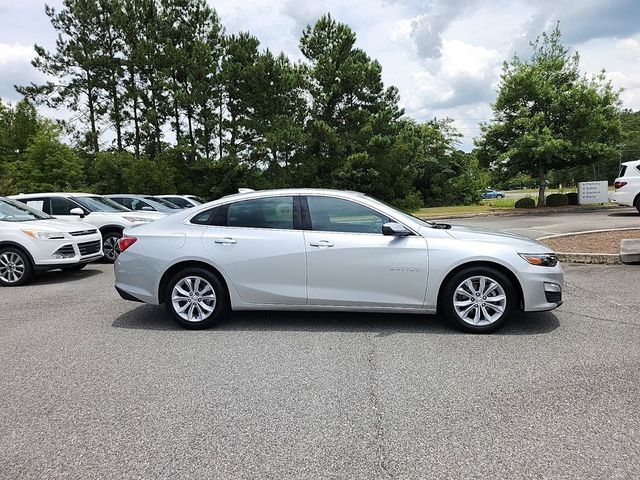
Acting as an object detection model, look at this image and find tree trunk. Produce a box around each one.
[537,173,547,207]
[128,67,141,159]
[87,85,99,153]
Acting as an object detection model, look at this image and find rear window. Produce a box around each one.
[619,165,627,177]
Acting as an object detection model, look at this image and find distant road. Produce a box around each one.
[441,207,639,239]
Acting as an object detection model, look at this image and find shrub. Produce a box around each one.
[566,192,578,205]
[546,193,569,207]
[514,197,535,208]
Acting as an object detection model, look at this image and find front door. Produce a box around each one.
[303,196,429,308]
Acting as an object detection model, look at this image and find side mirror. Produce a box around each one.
[141,206,154,211]
[69,207,86,218]
[382,222,411,237]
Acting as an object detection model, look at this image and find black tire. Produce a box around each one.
[497,194,505,199]
[102,231,122,263]
[635,196,640,214]
[440,266,516,333]
[0,247,33,287]
[164,267,228,330]
[61,263,86,272]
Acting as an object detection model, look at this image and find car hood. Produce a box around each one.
[444,225,552,251]
[13,219,97,233]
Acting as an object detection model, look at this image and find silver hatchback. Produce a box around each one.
[114,189,563,333]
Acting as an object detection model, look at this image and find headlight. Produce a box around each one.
[21,230,66,240]
[519,253,559,267]
[122,216,152,223]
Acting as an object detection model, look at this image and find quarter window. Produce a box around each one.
[306,196,389,234]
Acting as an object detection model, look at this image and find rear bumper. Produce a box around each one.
[610,191,635,207]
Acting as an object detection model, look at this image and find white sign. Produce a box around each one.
[578,181,608,204]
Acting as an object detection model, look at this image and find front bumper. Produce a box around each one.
[519,264,564,312]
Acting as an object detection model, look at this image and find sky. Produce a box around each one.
[1,0,640,151]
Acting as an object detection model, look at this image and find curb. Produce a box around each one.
[555,252,622,265]
[536,227,640,241]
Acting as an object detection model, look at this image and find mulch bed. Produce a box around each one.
[541,229,640,254]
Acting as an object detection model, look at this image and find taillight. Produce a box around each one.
[614,181,627,190]
[118,236,137,253]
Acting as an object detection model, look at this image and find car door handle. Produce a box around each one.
[309,240,334,248]
[214,237,237,245]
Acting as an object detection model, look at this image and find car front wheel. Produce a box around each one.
[0,247,32,287]
[164,268,228,329]
[441,267,516,333]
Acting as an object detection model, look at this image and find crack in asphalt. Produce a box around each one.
[366,333,393,479]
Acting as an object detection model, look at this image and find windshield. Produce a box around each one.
[145,196,182,209]
[161,196,192,208]
[0,198,52,222]
[72,196,130,212]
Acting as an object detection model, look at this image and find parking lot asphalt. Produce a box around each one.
[1,261,639,479]
[440,206,639,238]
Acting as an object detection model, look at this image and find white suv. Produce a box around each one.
[0,197,103,286]
[10,193,164,262]
[611,160,640,212]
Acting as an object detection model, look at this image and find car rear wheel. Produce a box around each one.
[102,231,122,263]
[0,247,32,287]
[441,267,516,333]
[635,196,640,214]
[164,268,228,329]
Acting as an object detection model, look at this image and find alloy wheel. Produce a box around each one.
[0,252,26,284]
[171,276,217,323]
[453,275,507,326]
[103,236,121,261]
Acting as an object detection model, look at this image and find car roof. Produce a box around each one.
[10,192,97,198]
[621,160,640,167]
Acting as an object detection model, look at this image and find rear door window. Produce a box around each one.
[227,197,294,230]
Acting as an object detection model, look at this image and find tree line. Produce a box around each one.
[0,2,636,208]
[0,0,484,208]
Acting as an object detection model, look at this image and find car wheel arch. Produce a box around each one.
[158,260,231,308]
[436,260,525,312]
[0,241,36,269]
[99,225,124,236]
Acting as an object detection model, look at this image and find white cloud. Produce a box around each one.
[0,42,42,102]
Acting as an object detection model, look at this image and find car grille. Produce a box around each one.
[78,240,101,256]
[54,245,76,257]
[545,291,562,304]
[70,229,98,237]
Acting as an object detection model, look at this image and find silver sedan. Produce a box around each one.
[114,189,563,333]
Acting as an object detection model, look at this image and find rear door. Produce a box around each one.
[302,195,429,308]
[200,195,307,305]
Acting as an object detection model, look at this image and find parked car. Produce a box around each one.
[10,193,164,262]
[481,188,506,199]
[611,160,640,212]
[0,196,103,286]
[155,195,203,208]
[114,188,564,333]
[105,194,185,214]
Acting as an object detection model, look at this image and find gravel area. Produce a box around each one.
[542,229,640,253]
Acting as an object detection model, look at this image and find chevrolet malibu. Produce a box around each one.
[114,189,563,333]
